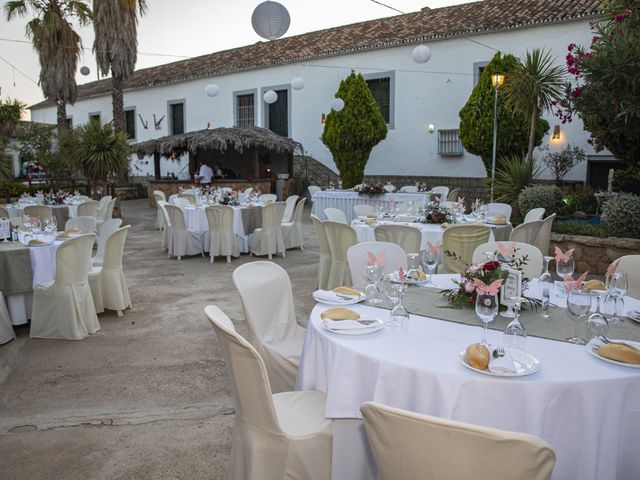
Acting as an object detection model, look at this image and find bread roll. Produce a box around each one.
[320,307,360,321]
[66,227,81,233]
[28,239,45,245]
[598,343,640,365]
[582,279,606,292]
[464,343,490,370]
[334,287,361,296]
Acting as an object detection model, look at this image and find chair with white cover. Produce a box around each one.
[533,214,556,257]
[260,193,277,204]
[233,261,306,393]
[0,292,15,344]
[399,185,418,193]
[205,305,333,479]
[24,205,52,219]
[447,188,460,201]
[30,234,100,340]
[282,195,299,223]
[614,255,640,298]
[153,193,165,229]
[324,207,347,224]
[92,218,123,265]
[374,224,422,255]
[431,186,449,199]
[361,401,556,480]
[472,241,543,278]
[347,241,407,287]
[153,190,166,202]
[0,206,9,219]
[524,207,545,223]
[157,201,170,251]
[96,196,112,220]
[441,224,491,273]
[243,187,254,197]
[510,220,542,245]
[9,216,22,228]
[96,198,116,233]
[282,198,305,250]
[165,204,204,260]
[324,221,358,289]
[354,204,376,217]
[77,200,99,217]
[205,205,240,263]
[179,193,197,204]
[486,202,513,222]
[173,197,191,209]
[311,214,331,290]
[250,202,286,260]
[65,215,97,234]
[89,226,132,316]
[307,185,321,197]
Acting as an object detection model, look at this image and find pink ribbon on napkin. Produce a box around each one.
[427,241,441,256]
[367,251,387,267]
[555,246,575,263]
[606,259,620,278]
[473,278,504,295]
[563,271,589,292]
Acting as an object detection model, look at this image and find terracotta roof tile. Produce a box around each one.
[30,0,605,109]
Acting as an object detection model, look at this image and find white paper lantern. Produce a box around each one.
[331,98,345,112]
[412,44,432,64]
[291,77,305,91]
[252,1,290,40]
[80,66,90,76]
[205,84,219,97]
[264,90,278,104]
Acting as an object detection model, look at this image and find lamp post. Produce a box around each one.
[490,73,505,203]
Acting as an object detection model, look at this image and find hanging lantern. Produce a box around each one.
[331,98,345,112]
[264,90,278,104]
[80,66,90,76]
[411,45,432,64]
[251,1,290,40]
[205,84,219,97]
[291,77,305,91]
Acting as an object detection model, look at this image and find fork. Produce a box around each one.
[598,336,639,350]
[493,346,505,358]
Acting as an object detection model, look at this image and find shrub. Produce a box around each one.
[562,187,598,215]
[0,180,28,197]
[552,220,608,238]
[518,184,564,216]
[493,154,540,209]
[603,193,640,238]
[613,164,640,195]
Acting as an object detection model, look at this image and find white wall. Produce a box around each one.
[30,18,610,182]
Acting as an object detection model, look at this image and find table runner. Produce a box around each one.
[239,207,262,235]
[6,204,69,227]
[366,286,640,343]
[0,242,33,295]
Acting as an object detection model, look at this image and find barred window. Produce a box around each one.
[236,94,255,127]
[366,77,391,123]
[124,109,135,140]
[438,129,464,156]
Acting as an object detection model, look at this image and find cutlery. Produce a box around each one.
[358,319,378,326]
[493,346,505,358]
[336,293,358,301]
[598,336,639,350]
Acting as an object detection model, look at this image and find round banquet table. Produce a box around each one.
[295,278,640,480]
[5,204,77,227]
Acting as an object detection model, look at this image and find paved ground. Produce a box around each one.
[0,199,320,480]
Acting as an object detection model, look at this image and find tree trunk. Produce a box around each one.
[112,75,125,133]
[56,101,67,131]
[526,107,538,163]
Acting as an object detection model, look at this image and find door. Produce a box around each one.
[267,89,288,137]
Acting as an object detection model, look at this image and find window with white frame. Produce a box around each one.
[88,112,101,124]
[438,129,464,156]
[168,100,185,135]
[235,93,255,127]
[364,72,394,127]
[124,108,136,140]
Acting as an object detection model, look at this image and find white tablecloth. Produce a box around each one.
[296,280,640,480]
[312,190,429,223]
[182,205,259,253]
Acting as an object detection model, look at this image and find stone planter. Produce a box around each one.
[550,233,640,275]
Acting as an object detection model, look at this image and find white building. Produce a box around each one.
[29,0,614,190]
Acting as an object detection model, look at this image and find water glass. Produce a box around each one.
[605,272,628,325]
[421,250,438,286]
[503,297,527,351]
[586,290,609,341]
[475,293,498,345]
[566,289,590,344]
[406,253,421,282]
[388,286,409,329]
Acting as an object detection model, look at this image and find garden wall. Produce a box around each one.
[550,233,640,275]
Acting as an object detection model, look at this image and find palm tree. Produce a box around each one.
[505,48,565,163]
[93,0,147,133]
[5,1,91,130]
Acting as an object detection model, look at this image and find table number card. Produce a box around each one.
[500,267,522,307]
[0,219,10,241]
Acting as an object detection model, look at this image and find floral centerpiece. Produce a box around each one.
[44,189,70,205]
[441,243,531,309]
[353,183,385,197]
[219,191,239,206]
[416,182,428,192]
[420,203,451,224]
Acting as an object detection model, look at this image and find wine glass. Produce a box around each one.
[605,272,628,325]
[421,250,438,287]
[406,253,421,282]
[475,293,498,345]
[555,256,575,299]
[388,284,409,329]
[586,290,609,341]
[503,297,527,351]
[566,289,591,344]
[539,256,554,319]
[364,264,383,305]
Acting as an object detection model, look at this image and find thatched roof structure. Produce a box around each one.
[133,126,303,157]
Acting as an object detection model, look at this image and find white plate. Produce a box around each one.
[586,338,640,369]
[312,292,365,306]
[320,318,384,335]
[27,241,54,247]
[628,310,640,324]
[389,272,429,286]
[458,348,541,377]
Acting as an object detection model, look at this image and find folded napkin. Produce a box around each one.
[314,289,358,303]
[324,319,370,330]
[488,349,518,374]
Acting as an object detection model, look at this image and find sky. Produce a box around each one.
[0,0,467,111]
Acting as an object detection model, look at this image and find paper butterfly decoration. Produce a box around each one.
[427,241,441,256]
[457,196,465,204]
[496,242,516,258]
[398,266,406,282]
[555,246,575,263]
[606,259,620,278]
[451,202,460,210]
[367,251,387,267]
[435,195,443,203]
[473,278,504,295]
[563,271,589,292]
[388,197,397,207]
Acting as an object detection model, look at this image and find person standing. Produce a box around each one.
[196,161,214,185]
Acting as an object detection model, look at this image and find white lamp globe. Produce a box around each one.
[264,90,278,104]
[252,1,290,40]
[291,77,305,91]
[205,84,219,97]
[80,66,90,76]
[412,44,432,64]
[331,98,345,112]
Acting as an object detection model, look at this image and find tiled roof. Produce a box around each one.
[30,0,605,109]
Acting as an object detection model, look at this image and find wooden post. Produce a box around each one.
[189,150,196,181]
[154,153,161,180]
[253,149,260,179]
